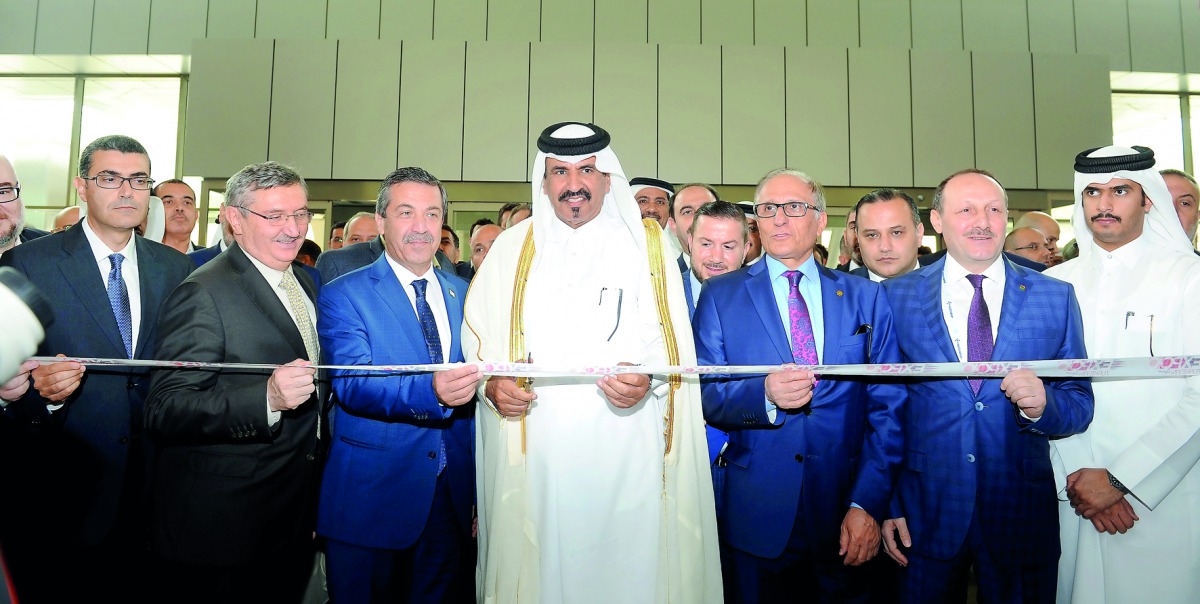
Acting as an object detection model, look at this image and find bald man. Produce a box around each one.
[52,206,81,233]
[1004,227,1053,265]
[1014,211,1062,265]
[0,155,47,257]
[343,211,380,245]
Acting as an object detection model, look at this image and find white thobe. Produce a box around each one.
[1047,237,1200,604]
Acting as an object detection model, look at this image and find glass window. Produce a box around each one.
[0,77,75,206]
[79,78,181,189]
[1112,93,1185,171]
[1191,95,1199,174]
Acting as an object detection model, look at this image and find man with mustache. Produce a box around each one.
[850,189,924,282]
[1003,227,1054,265]
[316,167,479,602]
[153,179,198,253]
[1014,210,1064,266]
[1048,146,1200,604]
[145,161,322,602]
[464,122,721,602]
[0,135,194,601]
[631,176,674,229]
[0,154,48,259]
[881,169,1093,603]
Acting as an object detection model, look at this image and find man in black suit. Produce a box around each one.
[0,155,47,259]
[146,161,322,603]
[0,135,194,602]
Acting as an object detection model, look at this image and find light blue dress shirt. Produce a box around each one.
[764,254,824,361]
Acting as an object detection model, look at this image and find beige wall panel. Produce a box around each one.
[723,46,785,185]
[910,0,962,50]
[398,41,466,179]
[649,0,700,44]
[1128,0,1185,73]
[92,0,151,54]
[962,0,1028,52]
[972,52,1037,189]
[658,45,721,183]
[593,44,657,178]
[35,0,94,54]
[860,0,911,49]
[184,39,274,177]
[327,0,382,39]
[1074,0,1130,70]
[269,40,337,178]
[333,40,403,180]
[435,0,487,42]
[807,0,858,48]
[755,0,805,46]
[487,0,540,42]
[528,43,594,164]
[1185,0,1200,74]
[257,0,327,39]
[149,0,209,54]
[463,42,529,181]
[596,0,647,44]
[0,1,37,53]
[542,0,594,44]
[785,47,849,186]
[911,50,974,187]
[1033,53,1113,190]
[381,0,434,41]
[206,0,257,39]
[1026,0,1074,54]
[703,0,753,46]
[849,49,912,187]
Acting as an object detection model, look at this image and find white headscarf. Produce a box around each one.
[529,123,647,257]
[1071,145,1193,261]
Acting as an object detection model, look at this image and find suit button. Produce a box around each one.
[795,454,805,462]
[428,451,437,460]
[127,381,136,389]
[119,436,129,444]
[975,402,984,411]
[966,454,976,463]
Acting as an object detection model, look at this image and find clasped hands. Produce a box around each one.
[486,361,650,417]
[1065,467,1139,535]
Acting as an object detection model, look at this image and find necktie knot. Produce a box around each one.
[784,269,802,289]
[412,278,428,298]
[109,253,125,270]
[966,273,986,290]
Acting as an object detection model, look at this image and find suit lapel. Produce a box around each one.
[56,226,127,355]
[228,245,309,361]
[369,255,431,362]
[817,265,845,363]
[435,269,462,362]
[919,259,959,363]
[678,255,696,318]
[133,238,165,358]
[991,259,1028,361]
[745,261,792,361]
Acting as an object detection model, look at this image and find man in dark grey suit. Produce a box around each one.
[0,155,47,259]
[0,136,194,602]
[146,161,322,603]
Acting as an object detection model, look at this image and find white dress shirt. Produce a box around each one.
[385,255,452,363]
[940,254,1004,362]
[81,219,142,349]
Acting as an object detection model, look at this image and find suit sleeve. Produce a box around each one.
[694,284,775,431]
[145,280,276,443]
[317,282,450,421]
[1020,283,1094,437]
[848,286,907,522]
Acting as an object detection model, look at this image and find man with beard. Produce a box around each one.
[464,122,721,603]
[835,208,862,271]
[851,189,923,282]
[0,155,47,258]
[631,176,674,228]
[1049,147,1200,604]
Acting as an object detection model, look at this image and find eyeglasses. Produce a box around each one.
[1011,243,1049,253]
[238,206,315,226]
[754,201,821,219]
[0,185,19,203]
[82,174,155,190]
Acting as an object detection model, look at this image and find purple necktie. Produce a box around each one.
[784,270,819,366]
[966,274,993,393]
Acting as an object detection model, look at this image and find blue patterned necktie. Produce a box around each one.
[412,278,447,474]
[966,274,993,393]
[107,253,133,358]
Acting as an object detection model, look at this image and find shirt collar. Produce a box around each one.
[942,252,1006,286]
[1098,234,1147,269]
[242,247,289,288]
[80,217,137,265]
[765,253,820,284]
[385,254,437,288]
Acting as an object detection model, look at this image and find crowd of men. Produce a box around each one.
[0,125,1199,604]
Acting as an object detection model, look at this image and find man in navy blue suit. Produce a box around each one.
[694,168,906,603]
[880,169,1093,603]
[0,135,193,601]
[317,167,480,602]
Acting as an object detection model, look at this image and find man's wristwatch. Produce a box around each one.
[1107,471,1130,494]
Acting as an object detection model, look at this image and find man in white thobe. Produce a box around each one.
[1048,145,1200,603]
[463,122,721,603]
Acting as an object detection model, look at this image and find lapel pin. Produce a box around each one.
[1018,284,1026,291]
[448,289,457,298]
[836,290,844,297]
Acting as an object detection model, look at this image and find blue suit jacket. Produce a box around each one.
[315,255,474,550]
[882,257,1092,563]
[680,254,729,465]
[694,260,906,559]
